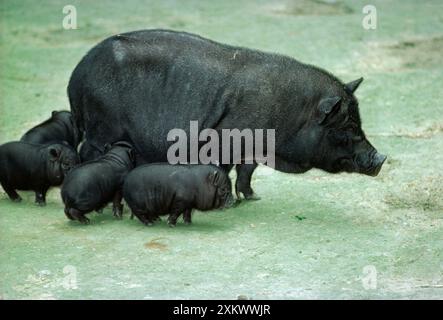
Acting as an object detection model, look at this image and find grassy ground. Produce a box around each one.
[0,0,442,299]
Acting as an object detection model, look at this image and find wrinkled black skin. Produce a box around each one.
[0,141,80,205]
[123,164,234,226]
[69,29,385,200]
[61,142,135,224]
[21,110,82,149]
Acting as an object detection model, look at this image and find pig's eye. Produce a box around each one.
[61,163,70,170]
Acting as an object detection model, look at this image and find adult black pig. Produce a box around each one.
[0,141,80,205]
[61,141,134,224]
[123,164,234,226]
[21,110,82,149]
[68,29,386,200]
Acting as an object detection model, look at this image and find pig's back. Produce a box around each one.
[123,164,192,214]
[61,162,118,210]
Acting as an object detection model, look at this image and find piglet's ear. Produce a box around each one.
[104,143,112,153]
[317,96,341,124]
[128,149,136,163]
[345,77,363,94]
[49,147,61,161]
[207,170,220,186]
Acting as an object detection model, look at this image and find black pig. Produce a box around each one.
[69,30,386,202]
[123,164,234,227]
[61,141,134,224]
[0,141,80,205]
[21,110,82,149]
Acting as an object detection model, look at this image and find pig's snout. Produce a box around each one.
[367,152,387,176]
[356,148,387,177]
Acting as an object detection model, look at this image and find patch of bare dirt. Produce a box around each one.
[269,0,353,16]
[384,175,443,212]
[358,36,443,72]
[370,122,443,139]
[144,238,168,251]
[391,37,443,69]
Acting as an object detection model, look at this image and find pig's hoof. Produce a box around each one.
[168,222,176,228]
[113,205,124,219]
[113,210,123,219]
[35,200,46,206]
[244,192,261,201]
[184,220,192,225]
[79,217,90,224]
[11,197,22,203]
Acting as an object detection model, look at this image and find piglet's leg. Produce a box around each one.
[168,212,181,227]
[69,208,90,224]
[183,209,192,225]
[35,187,49,206]
[132,210,154,226]
[168,199,189,227]
[112,190,123,219]
[64,207,75,220]
[1,182,22,202]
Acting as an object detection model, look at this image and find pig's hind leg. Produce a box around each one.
[183,209,192,225]
[167,212,181,227]
[235,163,260,201]
[1,182,22,202]
[167,200,190,227]
[112,190,124,219]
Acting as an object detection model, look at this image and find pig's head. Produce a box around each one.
[278,77,386,176]
[51,110,83,148]
[104,141,136,168]
[207,169,235,209]
[311,78,386,176]
[45,143,80,185]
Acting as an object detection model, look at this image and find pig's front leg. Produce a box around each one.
[35,186,49,206]
[112,190,123,219]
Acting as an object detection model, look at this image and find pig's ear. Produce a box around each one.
[317,96,341,124]
[207,170,220,186]
[48,147,61,161]
[128,149,136,163]
[345,77,363,94]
